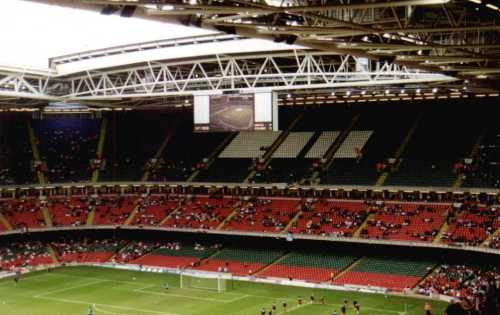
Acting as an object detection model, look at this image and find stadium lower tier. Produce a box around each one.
[0,236,498,314]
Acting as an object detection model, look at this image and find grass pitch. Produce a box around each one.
[0,266,447,315]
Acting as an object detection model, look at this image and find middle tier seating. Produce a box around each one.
[360,202,450,242]
[92,196,138,225]
[489,235,500,249]
[442,204,499,246]
[223,198,300,233]
[131,195,180,226]
[162,196,238,230]
[289,200,368,237]
[47,197,89,227]
[1,194,499,256]
[1,198,45,229]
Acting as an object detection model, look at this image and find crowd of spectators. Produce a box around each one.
[489,235,500,249]
[165,197,236,230]
[132,195,181,226]
[47,197,90,227]
[291,199,368,237]
[359,202,446,242]
[115,241,156,263]
[0,241,51,270]
[1,193,499,254]
[34,118,99,183]
[442,203,499,246]
[460,139,500,188]
[92,196,137,225]
[52,238,125,257]
[0,198,45,230]
[416,264,500,314]
[226,198,299,232]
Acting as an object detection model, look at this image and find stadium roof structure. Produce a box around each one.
[2,0,500,109]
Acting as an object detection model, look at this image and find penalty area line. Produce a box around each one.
[94,305,123,315]
[34,280,106,298]
[275,302,310,315]
[134,287,234,304]
[35,296,178,315]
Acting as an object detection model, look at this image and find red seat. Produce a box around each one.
[193,259,265,276]
[333,271,422,291]
[224,198,299,233]
[258,265,336,283]
[132,255,200,268]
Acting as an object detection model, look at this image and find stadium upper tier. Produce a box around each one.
[2,100,499,190]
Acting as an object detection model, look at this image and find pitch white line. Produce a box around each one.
[275,302,309,315]
[52,273,245,297]
[0,272,53,287]
[40,271,403,313]
[34,280,106,298]
[226,294,250,303]
[134,286,234,303]
[133,284,248,303]
[35,296,178,315]
[94,305,123,315]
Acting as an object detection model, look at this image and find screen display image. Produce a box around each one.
[209,94,255,131]
[194,92,275,132]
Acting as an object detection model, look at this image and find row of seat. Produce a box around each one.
[360,203,449,242]
[2,196,499,249]
[332,256,435,291]
[258,252,358,282]
[442,205,499,246]
[220,130,373,160]
[289,200,368,237]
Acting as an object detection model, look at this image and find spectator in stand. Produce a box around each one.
[115,241,158,263]
[416,264,499,314]
[35,119,98,183]
[0,241,51,270]
[442,203,498,246]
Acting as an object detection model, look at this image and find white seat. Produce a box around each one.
[272,132,314,158]
[219,131,282,158]
[305,131,340,158]
[334,130,373,158]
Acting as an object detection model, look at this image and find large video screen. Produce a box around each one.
[194,92,275,132]
[210,94,254,131]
